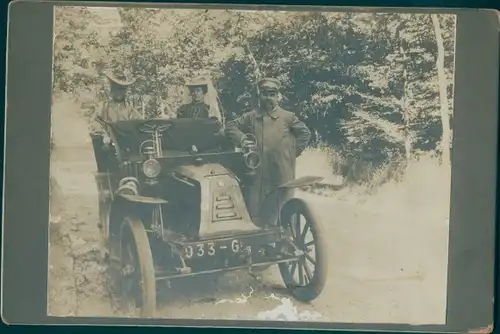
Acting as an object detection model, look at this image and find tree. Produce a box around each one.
[432,14,453,166]
[53,7,457,183]
[337,13,455,165]
[216,11,456,181]
[53,6,102,96]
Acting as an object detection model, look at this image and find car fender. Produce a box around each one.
[107,194,167,244]
[276,176,324,190]
[116,193,169,205]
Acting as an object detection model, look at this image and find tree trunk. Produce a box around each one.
[141,98,146,119]
[396,23,412,167]
[401,60,412,166]
[243,42,262,103]
[432,14,452,167]
[159,99,166,118]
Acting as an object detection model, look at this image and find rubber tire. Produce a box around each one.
[278,198,328,302]
[98,197,111,242]
[120,217,157,318]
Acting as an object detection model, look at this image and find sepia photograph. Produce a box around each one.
[48,4,456,325]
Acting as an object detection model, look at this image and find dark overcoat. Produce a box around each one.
[225,106,311,225]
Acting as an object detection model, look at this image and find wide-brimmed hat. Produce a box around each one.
[185,76,210,89]
[105,70,136,87]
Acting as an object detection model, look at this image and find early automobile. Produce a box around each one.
[92,115,327,317]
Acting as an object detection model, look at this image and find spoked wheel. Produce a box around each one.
[98,195,111,241]
[119,216,157,318]
[278,198,327,302]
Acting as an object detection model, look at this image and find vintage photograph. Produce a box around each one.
[48,5,456,325]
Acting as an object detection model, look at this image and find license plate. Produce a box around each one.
[183,239,243,259]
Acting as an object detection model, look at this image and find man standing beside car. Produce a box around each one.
[224,77,311,226]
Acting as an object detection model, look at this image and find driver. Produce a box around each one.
[89,69,141,171]
[176,76,211,119]
[89,70,142,140]
[99,69,141,120]
[224,78,311,226]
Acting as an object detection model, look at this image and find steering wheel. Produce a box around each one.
[137,120,172,135]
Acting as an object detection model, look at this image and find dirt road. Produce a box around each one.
[48,98,449,324]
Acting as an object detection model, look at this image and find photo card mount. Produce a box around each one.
[2,1,499,333]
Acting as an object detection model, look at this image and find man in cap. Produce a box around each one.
[89,69,142,171]
[224,77,311,226]
[177,76,211,119]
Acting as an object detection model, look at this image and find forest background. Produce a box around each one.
[52,6,456,189]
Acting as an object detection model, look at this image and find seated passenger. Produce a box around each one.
[177,76,222,120]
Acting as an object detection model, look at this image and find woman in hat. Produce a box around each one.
[177,76,223,121]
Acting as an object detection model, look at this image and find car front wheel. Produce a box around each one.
[278,198,328,302]
[119,216,157,317]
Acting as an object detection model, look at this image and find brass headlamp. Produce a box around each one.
[240,133,260,175]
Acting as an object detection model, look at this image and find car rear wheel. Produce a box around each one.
[278,198,327,302]
[95,175,111,240]
[96,175,112,260]
[98,196,111,241]
[119,216,156,317]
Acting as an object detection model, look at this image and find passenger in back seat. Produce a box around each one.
[176,76,212,119]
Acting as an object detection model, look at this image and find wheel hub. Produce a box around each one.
[294,249,305,257]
